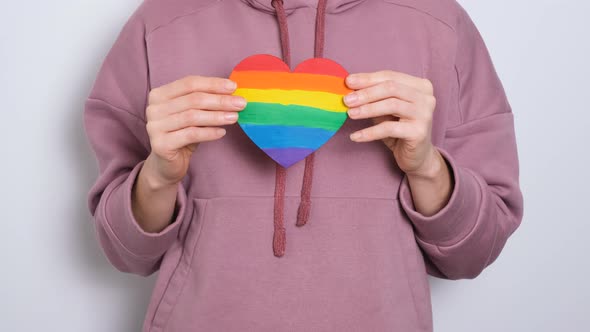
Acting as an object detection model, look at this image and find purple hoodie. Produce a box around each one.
[83,0,524,331]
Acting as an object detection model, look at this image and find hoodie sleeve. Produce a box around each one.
[83,7,189,277]
[398,6,524,280]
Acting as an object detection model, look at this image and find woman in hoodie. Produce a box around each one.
[83,0,524,331]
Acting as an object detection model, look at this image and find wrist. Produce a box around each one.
[132,159,180,234]
[406,146,445,181]
[141,156,179,192]
[404,147,454,217]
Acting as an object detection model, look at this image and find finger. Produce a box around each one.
[347,97,416,120]
[148,75,238,104]
[346,70,433,94]
[344,80,422,108]
[148,92,246,119]
[349,120,415,142]
[157,109,238,132]
[165,127,227,151]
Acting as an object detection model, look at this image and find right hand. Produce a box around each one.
[142,75,247,189]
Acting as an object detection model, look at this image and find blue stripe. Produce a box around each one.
[239,124,335,149]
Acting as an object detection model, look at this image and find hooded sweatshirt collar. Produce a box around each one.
[240,0,367,14]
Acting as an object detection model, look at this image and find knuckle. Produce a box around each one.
[385,80,397,92]
[145,121,157,135]
[357,89,368,102]
[189,110,203,125]
[370,124,382,137]
[384,70,396,80]
[216,77,228,90]
[384,121,396,135]
[217,94,227,107]
[360,129,371,140]
[392,99,408,113]
[168,114,181,130]
[186,127,201,141]
[414,107,429,123]
[186,74,200,81]
[422,78,434,92]
[424,116,433,128]
[183,78,194,91]
[145,104,157,118]
[357,103,368,114]
[380,123,392,137]
[426,95,437,108]
[190,92,203,106]
[179,110,193,126]
[378,69,392,78]
[398,101,411,114]
[148,89,161,103]
[185,75,201,90]
[217,111,227,123]
[423,107,433,121]
[386,98,399,111]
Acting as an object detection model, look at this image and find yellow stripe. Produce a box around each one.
[233,88,348,113]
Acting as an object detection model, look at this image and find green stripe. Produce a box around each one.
[238,102,348,132]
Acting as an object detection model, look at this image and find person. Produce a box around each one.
[83,0,524,330]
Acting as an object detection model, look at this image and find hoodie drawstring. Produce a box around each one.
[270,0,328,257]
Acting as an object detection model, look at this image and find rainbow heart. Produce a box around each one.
[230,54,352,168]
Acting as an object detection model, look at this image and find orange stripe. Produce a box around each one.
[229,71,353,95]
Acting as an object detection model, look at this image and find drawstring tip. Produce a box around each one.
[273,227,286,257]
[296,201,311,227]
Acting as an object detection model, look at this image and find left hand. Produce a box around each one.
[343,70,439,178]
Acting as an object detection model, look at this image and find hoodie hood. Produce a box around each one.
[240,0,367,14]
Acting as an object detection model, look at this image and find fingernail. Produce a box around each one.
[350,132,362,141]
[233,97,246,108]
[225,112,238,121]
[344,93,357,105]
[217,128,227,136]
[348,108,360,116]
[347,75,358,85]
[226,80,237,90]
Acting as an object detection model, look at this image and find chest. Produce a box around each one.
[144,3,458,199]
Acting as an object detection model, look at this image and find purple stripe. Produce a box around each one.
[263,148,315,168]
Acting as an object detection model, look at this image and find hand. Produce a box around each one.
[343,70,439,178]
[143,75,247,189]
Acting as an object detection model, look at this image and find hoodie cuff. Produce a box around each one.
[102,160,185,258]
[398,146,483,247]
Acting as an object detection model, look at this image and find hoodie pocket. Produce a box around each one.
[147,198,210,332]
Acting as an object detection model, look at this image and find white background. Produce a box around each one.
[1,0,588,331]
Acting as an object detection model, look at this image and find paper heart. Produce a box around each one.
[230,54,352,168]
